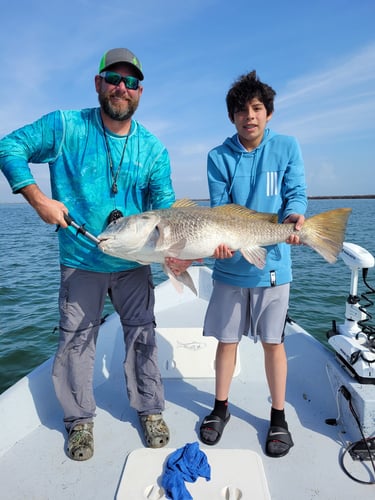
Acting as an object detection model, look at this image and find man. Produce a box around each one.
[0,48,174,460]
[199,71,306,457]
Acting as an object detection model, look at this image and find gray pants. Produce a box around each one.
[52,265,165,431]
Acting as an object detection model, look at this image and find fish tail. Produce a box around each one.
[300,208,352,263]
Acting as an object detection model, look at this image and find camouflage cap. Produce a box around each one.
[98,48,144,80]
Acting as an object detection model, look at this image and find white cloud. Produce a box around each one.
[269,42,375,152]
[277,42,375,107]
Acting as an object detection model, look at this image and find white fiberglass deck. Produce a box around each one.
[0,266,374,499]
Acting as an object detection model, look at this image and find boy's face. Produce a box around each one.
[230,98,272,151]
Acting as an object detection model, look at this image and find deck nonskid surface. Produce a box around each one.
[1,334,373,499]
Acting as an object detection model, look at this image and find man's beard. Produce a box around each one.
[98,92,139,121]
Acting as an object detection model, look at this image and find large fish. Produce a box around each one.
[98,200,351,294]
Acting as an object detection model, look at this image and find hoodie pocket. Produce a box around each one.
[266,244,282,262]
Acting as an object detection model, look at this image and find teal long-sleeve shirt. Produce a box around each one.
[0,108,175,272]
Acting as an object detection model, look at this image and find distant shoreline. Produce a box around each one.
[307,194,375,200]
[194,194,375,201]
[1,194,375,205]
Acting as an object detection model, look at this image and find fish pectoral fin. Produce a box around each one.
[157,239,187,257]
[240,246,267,269]
[152,219,187,255]
[162,263,197,295]
[169,239,187,256]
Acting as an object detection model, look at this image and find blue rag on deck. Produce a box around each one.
[161,441,211,499]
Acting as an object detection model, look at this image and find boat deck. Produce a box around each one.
[1,267,374,499]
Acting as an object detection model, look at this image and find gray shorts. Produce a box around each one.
[203,280,290,344]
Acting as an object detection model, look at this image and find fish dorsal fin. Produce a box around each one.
[172,199,199,208]
[212,204,278,223]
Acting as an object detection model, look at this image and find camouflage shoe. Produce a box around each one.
[139,414,170,448]
[67,422,94,461]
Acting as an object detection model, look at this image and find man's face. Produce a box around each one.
[95,63,143,121]
[231,98,272,151]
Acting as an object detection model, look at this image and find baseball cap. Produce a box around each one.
[98,48,144,80]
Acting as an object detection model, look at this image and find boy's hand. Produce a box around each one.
[283,214,305,245]
[165,243,234,274]
[212,244,235,259]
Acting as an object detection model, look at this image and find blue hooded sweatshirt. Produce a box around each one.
[0,108,175,272]
[207,129,307,288]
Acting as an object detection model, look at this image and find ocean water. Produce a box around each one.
[1,199,375,394]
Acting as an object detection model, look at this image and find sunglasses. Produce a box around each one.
[100,71,140,90]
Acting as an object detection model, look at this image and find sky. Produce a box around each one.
[0,0,374,203]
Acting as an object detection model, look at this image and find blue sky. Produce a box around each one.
[0,0,374,203]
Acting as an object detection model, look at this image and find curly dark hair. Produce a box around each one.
[226,70,276,121]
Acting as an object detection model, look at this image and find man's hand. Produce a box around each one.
[283,214,305,245]
[165,257,201,275]
[20,185,68,227]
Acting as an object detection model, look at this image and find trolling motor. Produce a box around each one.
[327,242,375,383]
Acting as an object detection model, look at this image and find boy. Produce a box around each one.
[199,71,307,457]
